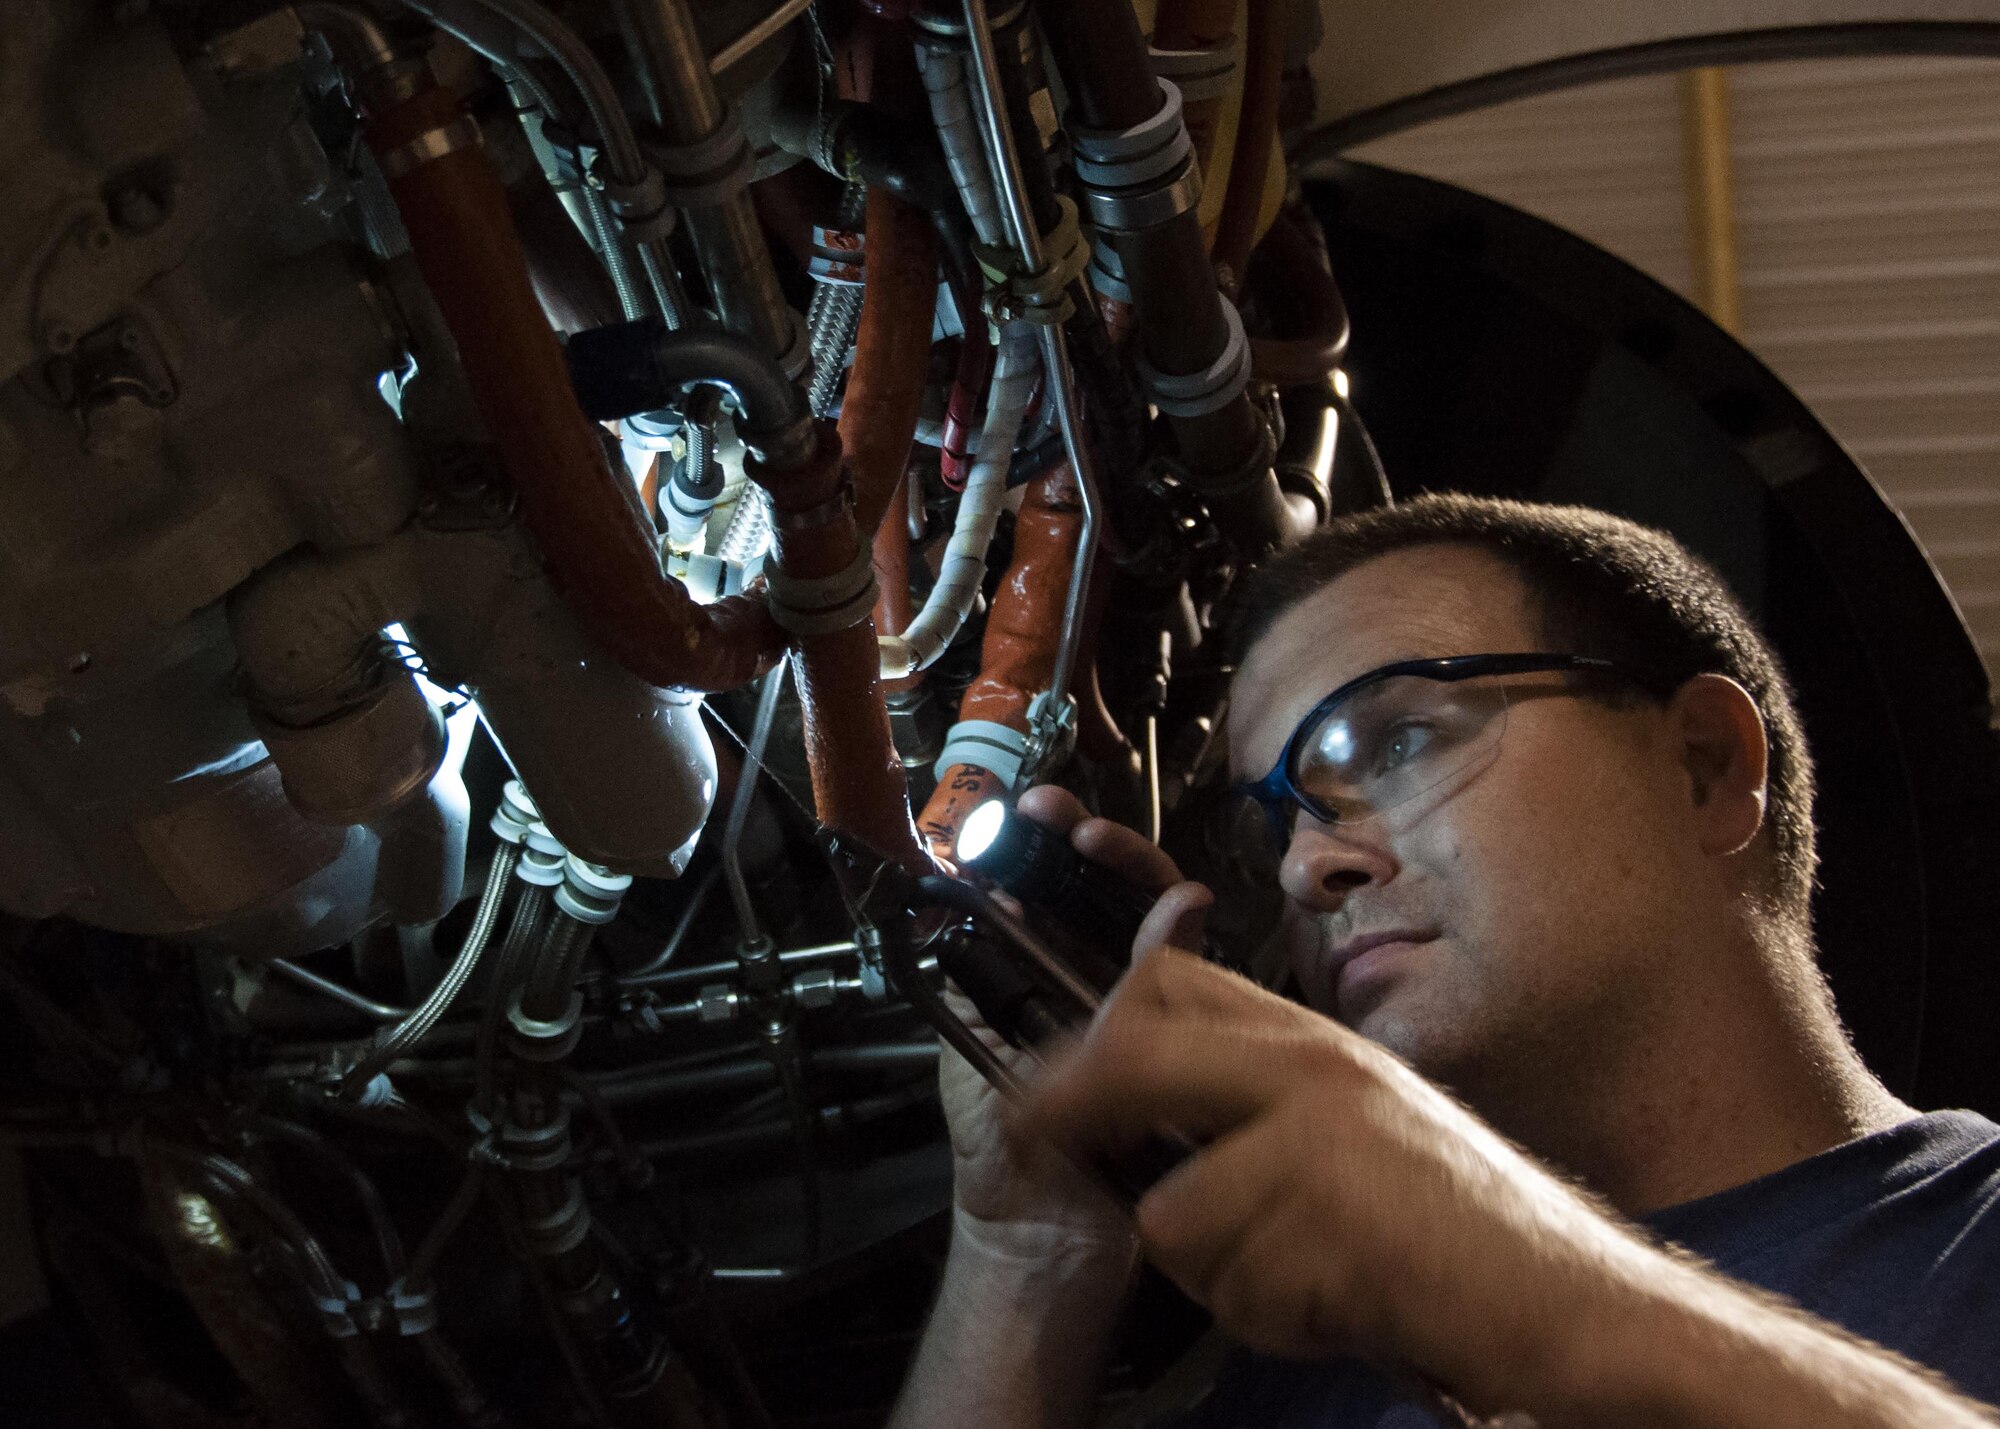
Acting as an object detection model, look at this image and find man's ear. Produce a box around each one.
[1667,673,1768,858]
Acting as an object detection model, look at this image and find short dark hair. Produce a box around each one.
[1234,494,1816,913]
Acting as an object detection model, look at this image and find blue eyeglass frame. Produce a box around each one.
[1235,652,1679,837]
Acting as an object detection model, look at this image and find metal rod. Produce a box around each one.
[723,664,787,948]
[1144,712,1163,844]
[959,0,1103,764]
[1680,66,1742,336]
[616,940,858,991]
[267,958,411,1022]
[709,0,816,74]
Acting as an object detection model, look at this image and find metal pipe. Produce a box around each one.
[617,940,859,991]
[502,64,647,322]
[722,665,787,949]
[401,0,689,325]
[959,0,1104,772]
[614,0,796,355]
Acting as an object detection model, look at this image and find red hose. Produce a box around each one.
[363,83,782,693]
[840,185,938,539]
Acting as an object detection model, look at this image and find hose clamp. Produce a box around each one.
[1148,35,1241,104]
[376,114,482,181]
[312,1281,365,1339]
[1069,79,1193,190]
[382,1278,440,1336]
[977,196,1090,327]
[647,117,753,210]
[1078,160,1201,235]
[506,991,585,1061]
[808,224,866,286]
[497,1112,572,1172]
[764,546,880,637]
[596,160,676,244]
[935,719,1031,792]
[1134,297,1251,418]
[491,780,539,846]
[519,1182,592,1256]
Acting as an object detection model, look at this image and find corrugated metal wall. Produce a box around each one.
[1352,55,2000,667]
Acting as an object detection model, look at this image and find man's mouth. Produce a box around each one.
[1324,928,1441,995]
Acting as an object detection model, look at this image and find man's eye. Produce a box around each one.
[1374,720,1436,774]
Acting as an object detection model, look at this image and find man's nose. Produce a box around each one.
[1278,820,1398,911]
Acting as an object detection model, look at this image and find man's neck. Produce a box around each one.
[1467,922,1912,1218]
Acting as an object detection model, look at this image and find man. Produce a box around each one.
[889,495,2000,1428]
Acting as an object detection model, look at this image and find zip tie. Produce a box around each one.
[1134,297,1251,418]
[764,546,880,637]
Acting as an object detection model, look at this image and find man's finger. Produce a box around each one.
[1134,883,1214,962]
[1073,816,1183,893]
[1015,978,1316,1149]
[1015,784,1093,835]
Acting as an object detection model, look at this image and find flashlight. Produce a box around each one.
[955,800,1236,977]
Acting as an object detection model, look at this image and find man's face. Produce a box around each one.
[1228,546,1708,1091]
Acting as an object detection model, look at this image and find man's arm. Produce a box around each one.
[888,1207,1136,1429]
[1020,947,1999,1429]
[891,786,1192,1429]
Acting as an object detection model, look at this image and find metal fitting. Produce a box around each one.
[506,990,585,1061]
[789,968,841,1009]
[377,115,484,181]
[695,983,741,1024]
[808,225,866,287]
[935,719,1032,792]
[518,1181,593,1256]
[382,1278,440,1336]
[497,1113,573,1172]
[554,856,632,925]
[1070,79,1193,191]
[491,780,540,846]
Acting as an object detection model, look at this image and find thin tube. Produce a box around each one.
[709,0,816,74]
[616,940,858,991]
[723,665,787,947]
[250,1118,407,1281]
[623,864,722,978]
[1144,713,1163,844]
[401,0,687,323]
[503,65,646,322]
[959,0,1102,757]
[267,959,411,1022]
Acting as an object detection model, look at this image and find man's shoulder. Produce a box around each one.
[1650,1110,2000,1400]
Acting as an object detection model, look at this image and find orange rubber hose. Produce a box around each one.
[754,428,930,874]
[916,465,1083,862]
[841,186,938,541]
[363,83,783,693]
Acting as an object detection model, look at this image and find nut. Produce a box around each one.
[790,969,841,1010]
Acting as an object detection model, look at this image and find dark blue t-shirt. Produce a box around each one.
[1157,1111,2000,1426]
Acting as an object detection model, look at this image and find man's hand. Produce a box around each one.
[942,784,1209,1247]
[1010,947,2000,1428]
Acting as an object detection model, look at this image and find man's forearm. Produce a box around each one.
[1541,1248,1997,1429]
[888,1211,1138,1429]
